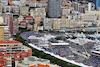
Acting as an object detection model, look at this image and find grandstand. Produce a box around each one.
[84,56,100,67]
[49,44,74,57]
[83,50,100,67]
[67,38,95,52]
[21,31,38,40]
[21,32,99,67]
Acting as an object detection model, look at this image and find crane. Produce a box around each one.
[82,45,90,58]
[79,38,90,60]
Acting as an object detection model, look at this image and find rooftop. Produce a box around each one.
[67,38,94,45]
[5,54,11,57]
[29,64,50,67]
[17,56,60,67]
[0,41,22,44]
[51,43,69,46]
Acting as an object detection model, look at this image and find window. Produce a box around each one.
[7,60,9,62]
[5,17,8,24]
[1,32,3,34]
[8,57,10,58]
[1,37,3,39]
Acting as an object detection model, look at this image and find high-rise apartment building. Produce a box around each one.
[72,2,85,13]
[0,6,2,14]
[96,0,100,10]
[47,0,62,18]
[3,14,13,34]
[0,27,4,41]
[13,19,19,35]
[0,26,11,41]
[72,2,80,11]
[79,6,85,13]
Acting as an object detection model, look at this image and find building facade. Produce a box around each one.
[0,16,4,23]
[2,6,13,13]
[20,6,29,15]
[13,19,19,35]
[48,0,62,18]
[5,54,12,67]
[51,18,75,30]
[96,0,100,10]
[44,18,52,30]
[11,0,20,5]
[0,26,4,41]
[3,14,14,34]
[0,26,11,41]
[18,15,24,24]
[0,6,3,14]
[0,41,22,54]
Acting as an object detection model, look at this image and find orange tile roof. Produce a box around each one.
[25,16,33,18]
[29,64,50,67]
[14,51,30,60]
[0,53,4,56]
[29,65,36,67]
[38,64,50,67]
[0,41,21,44]
[5,54,11,57]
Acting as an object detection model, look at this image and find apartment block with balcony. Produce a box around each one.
[51,18,60,30]
[0,26,11,41]
[51,18,75,30]
[0,27,4,41]
[0,41,22,54]
[4,54,12,67]
[3,14,14,35]
[0,52,12,67]
[30,8,46,18]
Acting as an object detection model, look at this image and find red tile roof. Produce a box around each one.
[14,51,30,60]
[29,64,50,67]
[25,16,33,18]
[38,64,50,67]
[0,53,4,56]
[29,65,36,67]
[5,54,11,57]
[0,41,21,44]
[0,52,6,67]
